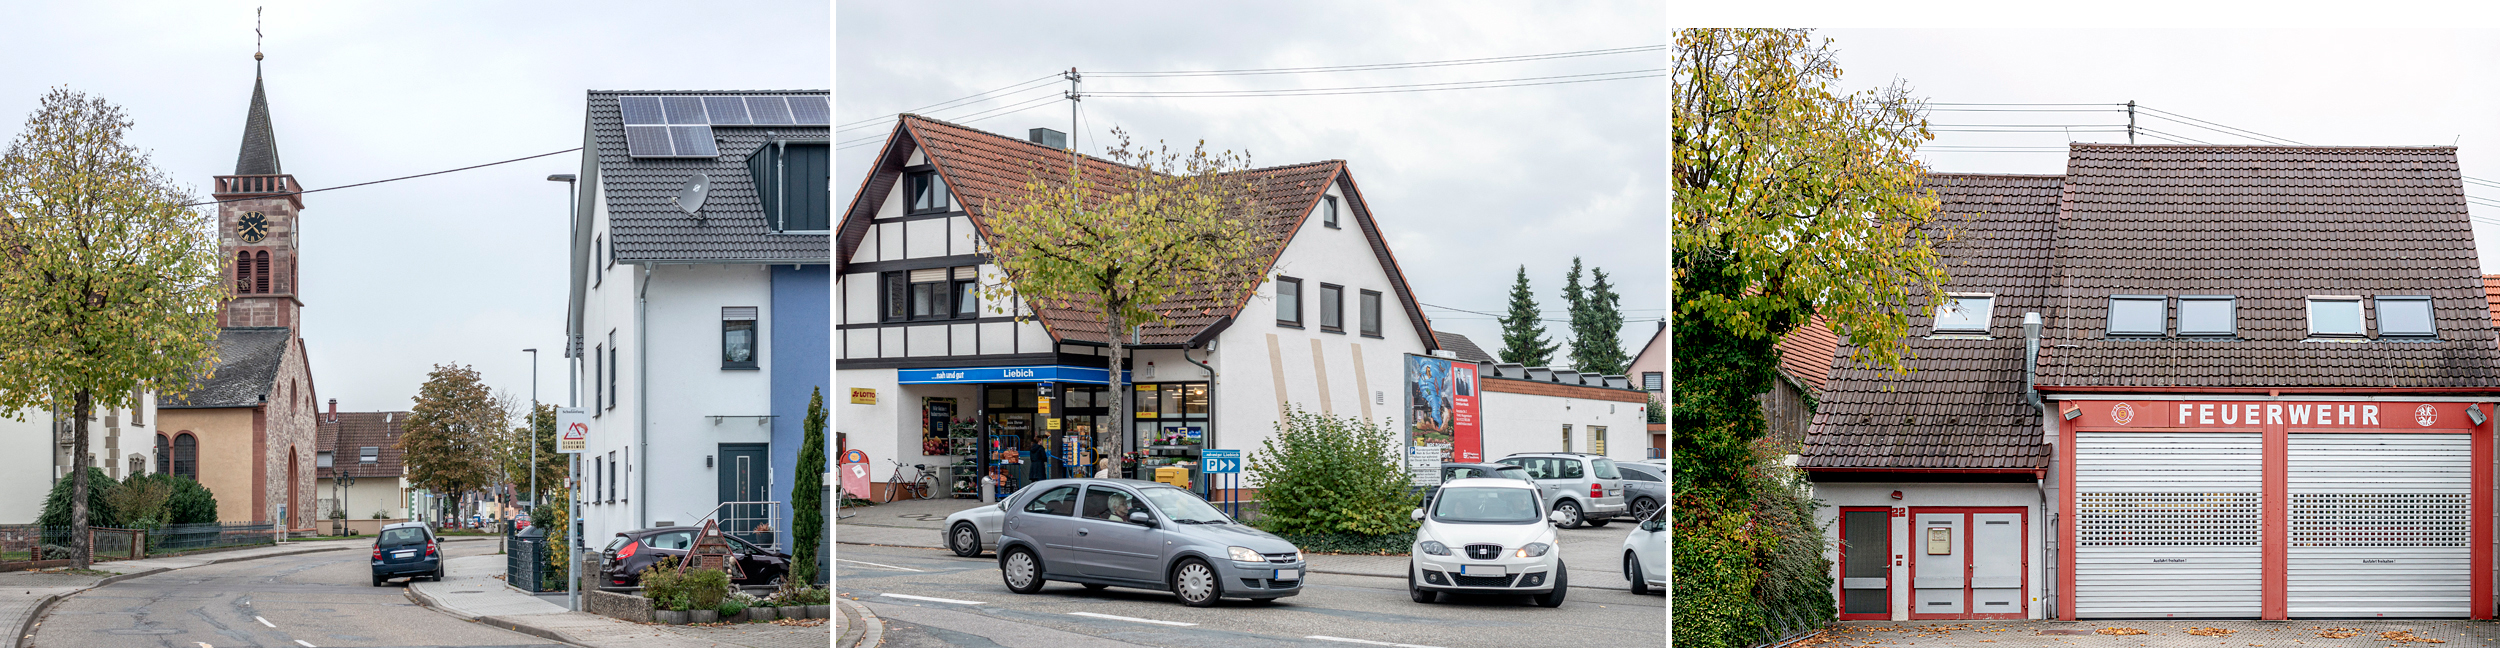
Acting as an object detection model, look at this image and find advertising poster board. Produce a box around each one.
[1404,354,1482,462]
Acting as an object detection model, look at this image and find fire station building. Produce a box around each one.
[1801,145,2500,621]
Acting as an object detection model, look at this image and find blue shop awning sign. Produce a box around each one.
[897,365,1132,385]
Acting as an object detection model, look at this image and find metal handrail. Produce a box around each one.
[690,500,783,552]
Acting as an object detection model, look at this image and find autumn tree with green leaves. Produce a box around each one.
[400,364,505,524]
[0,88,226,569]
[979,128,1281,472]
[1674,29,1950,646]
[499,402,564,508]
[1495,266,1556,367]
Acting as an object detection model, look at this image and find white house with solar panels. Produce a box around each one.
[566,91,830,561]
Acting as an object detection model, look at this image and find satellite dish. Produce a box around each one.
[671,173,710,216]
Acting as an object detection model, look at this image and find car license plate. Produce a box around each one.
[1273,569,1299,580]
[1459,564,1506,577]
[393,551,414,559]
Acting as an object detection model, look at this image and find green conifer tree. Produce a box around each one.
[1496,266,1557,366]
[1572,267,1630,375]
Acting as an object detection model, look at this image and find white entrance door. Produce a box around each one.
[1971,513,2023,615]
[2287,433,2471,618]
[2073,432,2263,618]
[1913,513,1966,616]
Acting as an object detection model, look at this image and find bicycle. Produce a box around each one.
[887,459,940,501]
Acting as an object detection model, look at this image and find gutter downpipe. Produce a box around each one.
[2024,311,2054,620]
[1182,341,1217,500]
[638,263,652,530]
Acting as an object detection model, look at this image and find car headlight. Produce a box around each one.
[1288,550,1304,563]
[1419,540,1451,556]
[1515,542,1552,558]
[1228,546,1264,562]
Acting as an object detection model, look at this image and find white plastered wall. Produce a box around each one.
[1813,481,2045,620]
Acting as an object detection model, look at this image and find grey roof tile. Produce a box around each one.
[159,327,291,409]
[586,90,828,264]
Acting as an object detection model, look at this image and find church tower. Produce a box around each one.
[212,52,304,331]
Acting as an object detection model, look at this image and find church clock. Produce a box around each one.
[237,211,269,244]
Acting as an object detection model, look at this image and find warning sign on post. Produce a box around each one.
[557,408,589,454]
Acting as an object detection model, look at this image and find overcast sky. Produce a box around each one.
[2,1,826,414]
[1820,29,2500,270]
[837,1,1668,366]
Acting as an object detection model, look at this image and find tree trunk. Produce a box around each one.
[1104,311,1127,480]
[70,390,91,570]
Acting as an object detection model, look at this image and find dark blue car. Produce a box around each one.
[370,522,444,586]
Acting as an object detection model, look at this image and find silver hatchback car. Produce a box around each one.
[996,478,1308,607]
[1496,453,1629,528]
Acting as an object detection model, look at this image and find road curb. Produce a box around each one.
[473,614,594,648]
[16,542,388,648]
[12,592,57,648]
[839,598,883,648]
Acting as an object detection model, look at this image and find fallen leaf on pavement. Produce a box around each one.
[2099,628,2149,636]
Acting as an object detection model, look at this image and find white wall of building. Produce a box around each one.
[1477,388,1649,464]
[834,368,902,482]
[320,477,410,519]
[578,173,641,543]
[0,398,161,524]
[1812,481,2046,621]
[641,263,774,529]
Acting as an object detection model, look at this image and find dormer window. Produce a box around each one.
[2376,296,2436,337]
[1322,195,1340,229]
[2107,295,2166,336]
[2307,296,2364,337]
[907,170,951,214]
[1931,293,1994,335]
[2177,296,2236,336]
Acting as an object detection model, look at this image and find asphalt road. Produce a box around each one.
[837,541,1667,648]
[33,540,567,648]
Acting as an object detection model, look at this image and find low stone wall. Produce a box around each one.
[585,589,652,624]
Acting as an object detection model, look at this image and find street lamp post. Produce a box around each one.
[547,172,580,612]
[524,347,538,509]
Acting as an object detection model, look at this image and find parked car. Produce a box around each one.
[1407,477,1568,607]
[945,499,1008,557]
[995,478,1307,607]
[1621,505,1665,595]
[1613,461,1665,522]
[1495,452,1628,528]
[601,526,791,587]
[370,522,443,586]
[1424,463,1535,502]
[512,513,532,530]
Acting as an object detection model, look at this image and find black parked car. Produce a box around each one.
[600,526,790,587]
[370,522,443,586]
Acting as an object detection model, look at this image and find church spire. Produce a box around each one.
[235,9,281,176]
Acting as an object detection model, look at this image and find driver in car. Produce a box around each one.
[1098,492,1137,523]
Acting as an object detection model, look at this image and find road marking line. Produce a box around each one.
[835,558,925,572]
[1069,612,1197,626]
[880,593,984,605]
[196,643,212,648]
[255,616,274,628]
[296,641,317,648]
[1308,637,1447,648]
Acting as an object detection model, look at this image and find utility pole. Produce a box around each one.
[1065,67,1082,162]
[524,348,538,509]
[2126,100,2136,145]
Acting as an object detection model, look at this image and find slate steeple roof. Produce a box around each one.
[234,65,282,176]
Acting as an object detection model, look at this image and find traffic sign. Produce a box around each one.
[556,408,589,454]
[1202,449,1242,474]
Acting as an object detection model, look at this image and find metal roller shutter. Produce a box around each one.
[2287,433,2471,618]
[2073,432,2262,618]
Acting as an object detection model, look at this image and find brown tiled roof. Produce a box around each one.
[2039,145,2500,388]
[1800,173,2062,471]
[2483,274,2500,329]
[1776,316,1839,393]
[317,412,408,480]
[1432,331,1495,364]
[837,115,1439,348]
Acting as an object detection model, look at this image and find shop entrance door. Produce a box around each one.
[1910,507,2026,620]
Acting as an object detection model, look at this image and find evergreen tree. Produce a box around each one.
[1560,258,1588,368]
[790,387,828,587]
[1495,266,1557,366]
[1572,267,1630,375]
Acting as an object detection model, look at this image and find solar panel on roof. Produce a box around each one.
[620,97,665,125]
[625,126,673,156]
[746,97,794,125]
[669,125,719,157]
[787,96,828,125]
[703,97,751,125]
[661,97,708,125]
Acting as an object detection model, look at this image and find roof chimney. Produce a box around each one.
[327,398,337,422]
[1029,128,1067,150]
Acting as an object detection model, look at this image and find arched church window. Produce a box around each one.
[173,433,197,480]
[155,434,169,475]
[236,252,253,294]
[253,251,269,294]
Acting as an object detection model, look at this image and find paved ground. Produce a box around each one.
[837,541,1665,648]
[1798,620,2500,648]
[31,539,566,648]
[409,544,831,648]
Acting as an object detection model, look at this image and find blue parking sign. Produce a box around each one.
[1202,449,1242,474]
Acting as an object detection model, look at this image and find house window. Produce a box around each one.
[607,452,618,503]
[592,344,604,417]
[2107,295,2167,336]
[593,235,605,287]
[1276,277,1303,327]
[1590,426,1607,455]
[1560,424,1572,453]
[2307,296,2365,337]
[317,451,332,468]
[954,270,980,317]
[1932,293,1994,334]
[1319,283,1344,332]
[155,434,169,475]
[360,446,379,464]
[2377,296,2436,337]
[1359,289,1382,337]
[2177,296,2237,336]
[723,307,759,369]
[1322,195,1339,229]
[1642,372,1663,391]
[607,340,618,411]
[883,268,978,322]
[906,170,951,214]
[172,433,196,480]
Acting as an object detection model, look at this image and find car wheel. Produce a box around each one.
[1533,562,1568,608]
[1407,564,1436,604]
[1001,547,1046,594]
[1554,500,1584,529]
[1626,552,1650,595]
[950,523,983,557]
[372,575,384,587]
[1171,558,1222,608]
[1629,497,1660,521]
[1081,583,1109,591]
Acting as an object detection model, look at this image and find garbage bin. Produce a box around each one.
[507,526,547,593]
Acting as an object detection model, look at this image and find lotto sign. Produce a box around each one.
[556,408,589,454]
[839,450,872,499]
[1202,449,1242,474]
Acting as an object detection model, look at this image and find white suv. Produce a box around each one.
[1407,477,1569,608]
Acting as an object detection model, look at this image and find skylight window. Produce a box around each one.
[2376,296,2436,337]
[2106,296,2167,336]
[2177,296,2236,336]
[2307,297,2364,337]
[1932,293,1994,334]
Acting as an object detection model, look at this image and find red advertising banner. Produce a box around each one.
[2067,399,2480,431]
[1406,354,1483,462]
[1452,363,1480,462]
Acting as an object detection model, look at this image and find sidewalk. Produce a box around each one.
[408,552,829,648]
[3,536,437,648]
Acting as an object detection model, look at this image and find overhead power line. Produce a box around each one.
[1089,69,1663,98]
[837,96,1068,151]
[836,72,1061,130]
[179,148,582,207]
[1091,44,1664,78]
